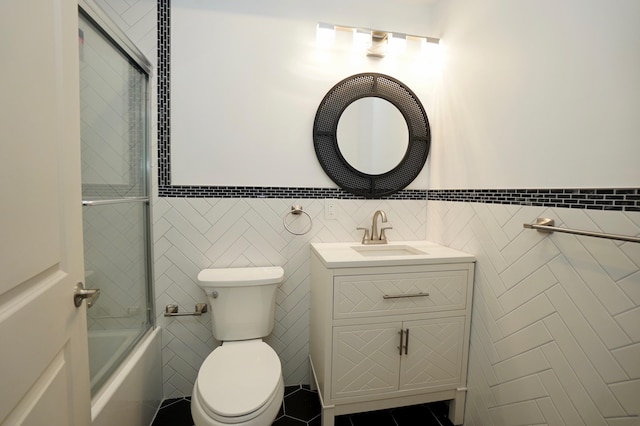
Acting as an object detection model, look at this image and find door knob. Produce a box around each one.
[74,282,101,308]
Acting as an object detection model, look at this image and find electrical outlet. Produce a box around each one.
[325,199,338,219]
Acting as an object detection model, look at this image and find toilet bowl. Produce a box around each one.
[191,340,284,426]
[192,267,285,426]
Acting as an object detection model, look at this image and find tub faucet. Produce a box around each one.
[358,210,392,244]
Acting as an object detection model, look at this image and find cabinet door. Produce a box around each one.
[332,323,402,399]
[400,317,465,391]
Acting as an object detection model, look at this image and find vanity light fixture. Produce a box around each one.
[367,31,388,57]
[388,32,407,54]
[316,22,336,47]
[316,22,439,58]
[353,28,373,50]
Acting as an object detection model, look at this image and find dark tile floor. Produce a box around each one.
[151,385,454,426]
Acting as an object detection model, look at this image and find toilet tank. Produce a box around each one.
[197,267,284,341]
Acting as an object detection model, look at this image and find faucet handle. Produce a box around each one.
[380,226,393,243]
[356,227,370,244]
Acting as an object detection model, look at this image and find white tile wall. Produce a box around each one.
[153,197,427,396]
[427,201,640,425]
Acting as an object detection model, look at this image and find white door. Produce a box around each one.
[0,0,91,425]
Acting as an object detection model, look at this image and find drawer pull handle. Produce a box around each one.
[383,292,429,299]
[397,330,404,356]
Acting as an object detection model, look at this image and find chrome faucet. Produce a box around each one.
[357,210,392,244]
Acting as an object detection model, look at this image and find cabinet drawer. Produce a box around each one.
[334,270,468,319]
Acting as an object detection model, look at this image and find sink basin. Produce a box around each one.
[351,245,427,257]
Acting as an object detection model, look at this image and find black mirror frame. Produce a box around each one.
[313,73,430,198]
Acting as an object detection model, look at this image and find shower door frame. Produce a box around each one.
[78,0,156,389]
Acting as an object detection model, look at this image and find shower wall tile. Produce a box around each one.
[427,201,640,425]
[93,0,157,61]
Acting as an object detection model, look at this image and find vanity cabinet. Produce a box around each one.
[309,243,475,426]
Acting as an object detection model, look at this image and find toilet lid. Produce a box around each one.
[197,341,282,418]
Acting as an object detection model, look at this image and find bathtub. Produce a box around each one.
[89,329,139,391]
[91,327,162,426]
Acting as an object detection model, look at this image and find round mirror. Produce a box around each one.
[337,98,409,175]
[313,73,430,198]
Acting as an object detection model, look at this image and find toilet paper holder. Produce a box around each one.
[164,303,208,317]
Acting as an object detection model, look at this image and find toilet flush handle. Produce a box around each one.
[211,291,218,299]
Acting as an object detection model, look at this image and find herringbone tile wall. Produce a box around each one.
[426,201,640,425]
[153,197,428,396]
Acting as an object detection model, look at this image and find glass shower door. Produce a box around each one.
[78,11,152,396]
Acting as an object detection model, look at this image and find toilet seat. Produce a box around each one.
[192,375,283,425]
[195,340,282,422]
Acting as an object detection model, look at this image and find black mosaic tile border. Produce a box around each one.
[158,185,428,200]
[427,188,640,212]
[155,1,639,212]
[157,0,170,188]
[157,185,640,211]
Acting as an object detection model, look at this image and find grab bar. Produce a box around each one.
[523,217,640,244]
[82,197,149,206]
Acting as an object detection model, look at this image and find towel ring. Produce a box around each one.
[283,205,312,235]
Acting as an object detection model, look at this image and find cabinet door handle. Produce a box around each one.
[397,330,404,356]
[404,328,410,355]
[383,292,429,300]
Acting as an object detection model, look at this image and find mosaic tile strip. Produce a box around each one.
[157,186,640,210]
[157,0,170,188]
[427,188,640,212]
[158,185,428,200]
[155,1,639,211]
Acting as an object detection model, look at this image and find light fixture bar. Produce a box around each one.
[322,22,440,45]
[317,22,335,31]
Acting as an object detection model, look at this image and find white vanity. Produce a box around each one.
[309,241,475,425]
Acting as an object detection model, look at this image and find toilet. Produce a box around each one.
[191,267,285,426]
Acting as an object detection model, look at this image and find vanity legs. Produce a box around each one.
[448,388,467,425]
[320,406,335,426]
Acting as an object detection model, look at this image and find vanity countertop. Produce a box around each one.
[311,240,476,268]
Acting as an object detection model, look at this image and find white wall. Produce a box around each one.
[171,0,640,190]
[170,0,440,188]
[425,1,640,424]
[428,0,640,189]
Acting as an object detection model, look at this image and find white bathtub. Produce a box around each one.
[91,327,162,426]
[89,329,140,391]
